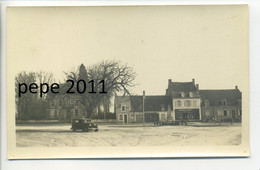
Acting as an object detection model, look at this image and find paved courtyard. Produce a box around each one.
[16,123,241,147]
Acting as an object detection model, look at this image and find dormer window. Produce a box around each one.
[180,92,185,97]
[204,100,209,106]
[189,92,193,97]
[237,99,242,106]
[222,99,227,106]
[161,104,165,111]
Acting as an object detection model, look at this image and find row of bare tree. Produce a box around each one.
[15,60,136,120]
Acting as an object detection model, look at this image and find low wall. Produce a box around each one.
[16,119,117,124]
[16,120,60,124]
[91,119,117,123]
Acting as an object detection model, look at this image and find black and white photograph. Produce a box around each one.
[6,5,249,159]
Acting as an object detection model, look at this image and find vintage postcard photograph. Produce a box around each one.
[7,5,249,159]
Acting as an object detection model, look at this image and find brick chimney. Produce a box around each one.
[192,78,195,84]
[196,84,199,90]
[235,85,238,90]
[168,79,172,88]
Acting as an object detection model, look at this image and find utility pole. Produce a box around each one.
[143,90,145,126]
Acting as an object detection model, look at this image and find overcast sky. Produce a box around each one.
[7,5,248,95]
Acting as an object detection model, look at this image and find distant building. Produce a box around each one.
[47,84,109,121]
[115,79,242,123]
[48,94,85,121]
[114,95,172,123]
[199,87,242,121]
[47,84,87,121]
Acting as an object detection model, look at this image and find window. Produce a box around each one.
[232,110,236,114]
[187,100,191,107]
[238,110,242,116]
[161,114,166,121]
[189,92,193,97]
[175,100,182,107]
[119,115,123,120]
[167,104,171,111]
[184,100,191,107]
[75,109,78,117]
[121,105,126,112]
[75,100,79,106]
[180,92,185,97]
[193,100,197,107]
[223,110,228,116]
[121,103,126,112]
[206,110,210,116]
[204,100,209,106]
[59,99,62,107]
[50,110,55,118]
[50,101,55,107]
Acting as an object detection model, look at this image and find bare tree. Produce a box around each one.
[65,60,136,118]
[15,71,55,120]
[36,71,54,99]
[64,67,79,82]
[15,72,37,120]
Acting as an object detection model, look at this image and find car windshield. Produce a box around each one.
[73,119,91,123]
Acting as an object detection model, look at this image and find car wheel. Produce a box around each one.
[73,128,76,132]
[95,129,98,132]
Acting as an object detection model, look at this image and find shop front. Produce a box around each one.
[175,109,200,121]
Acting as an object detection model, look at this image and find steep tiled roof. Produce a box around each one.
[199,89,241,106]
[167,81,200,98]
[130,95,172,112]
[171,82,197,92]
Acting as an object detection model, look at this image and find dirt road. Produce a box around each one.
[16,123,241,147]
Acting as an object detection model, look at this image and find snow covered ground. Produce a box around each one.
[16,123,241,147]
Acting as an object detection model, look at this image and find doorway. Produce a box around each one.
[124,115,127,123]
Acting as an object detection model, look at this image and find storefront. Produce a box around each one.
[175,109,200,120]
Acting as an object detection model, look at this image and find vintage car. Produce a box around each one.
[71,118,98,132]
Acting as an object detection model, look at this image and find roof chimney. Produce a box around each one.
[235,86,238,90]
[196,84,199,90]
[168,79,172,87]
[192,78,195,84]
